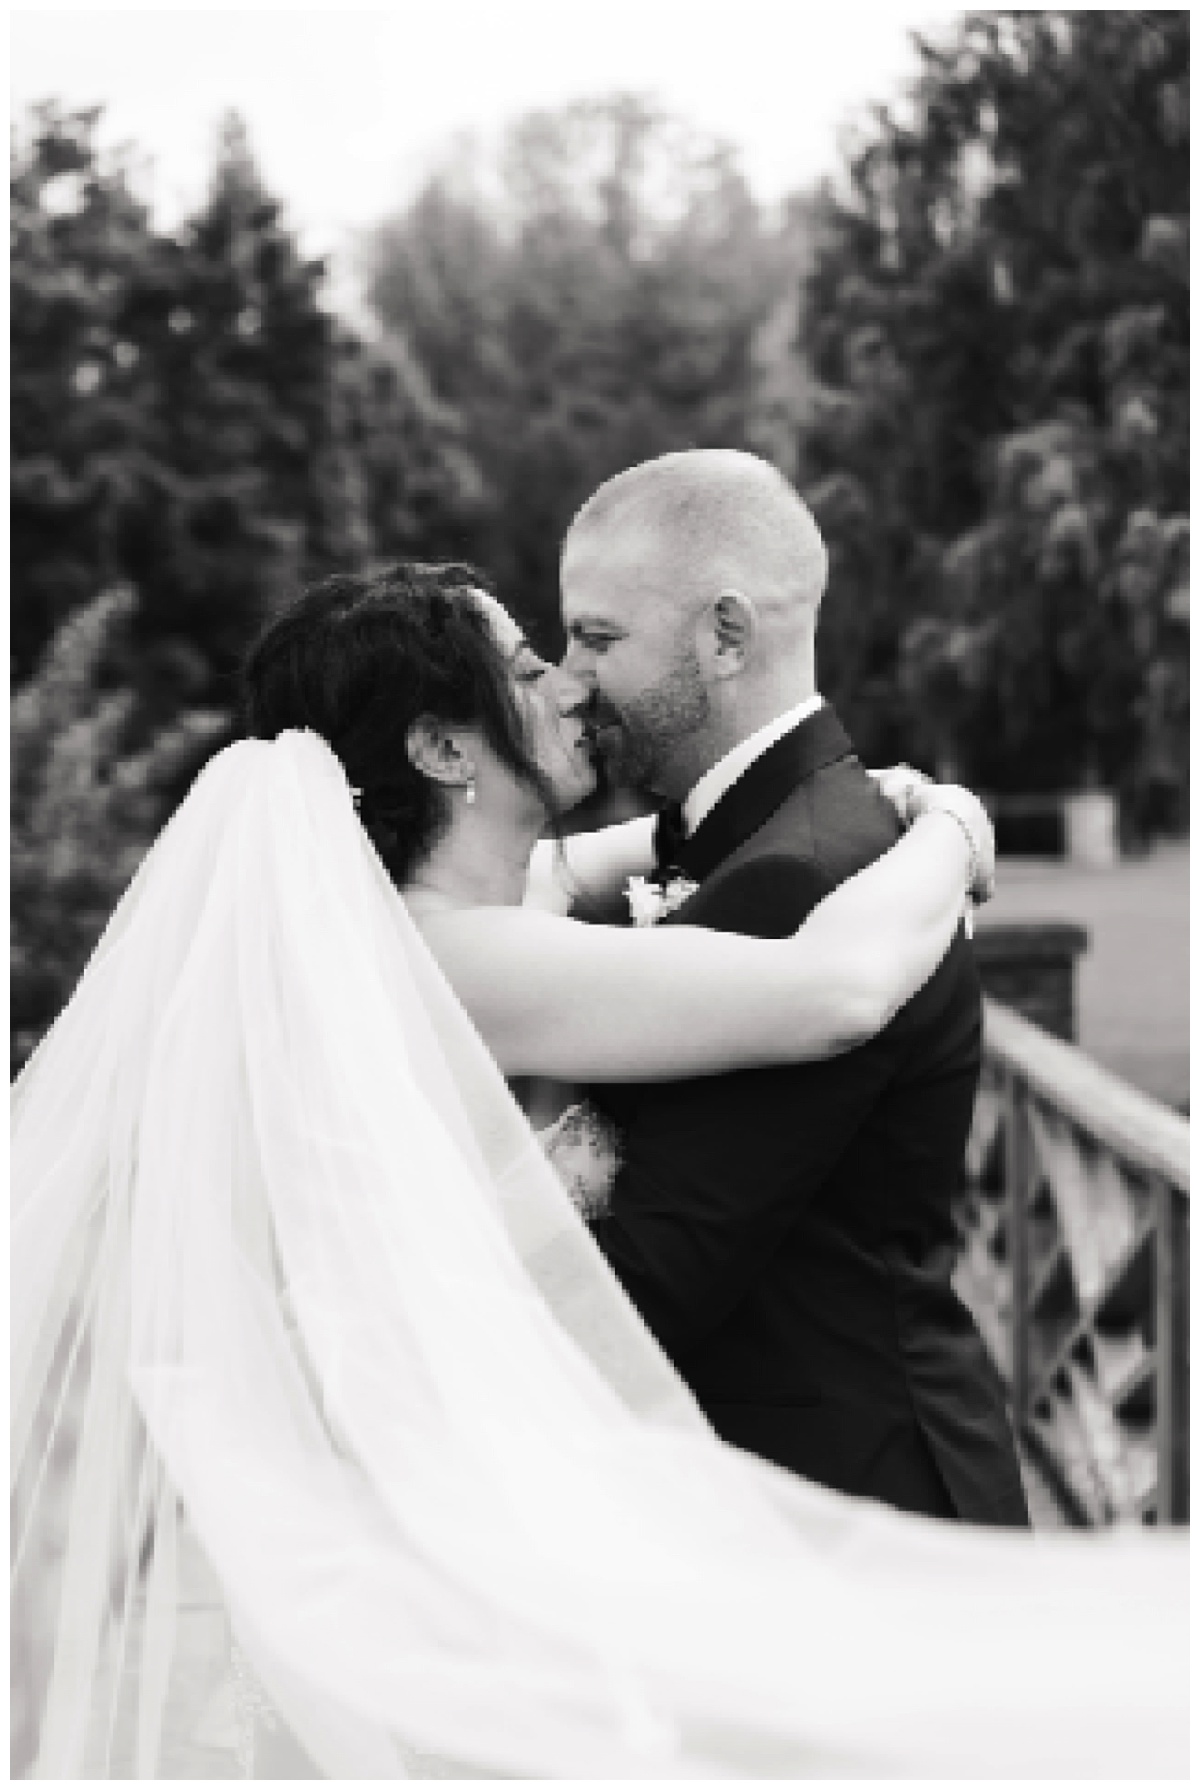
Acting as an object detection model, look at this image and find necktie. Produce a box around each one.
[652,802,688,878]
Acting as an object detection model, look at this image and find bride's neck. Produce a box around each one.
[404,807,544,911]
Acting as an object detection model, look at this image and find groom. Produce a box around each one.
[562,449,1029,1525]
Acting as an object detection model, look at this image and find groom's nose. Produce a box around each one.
[552,666,590,714]
[557,645,596,695]
[560,638,595,684]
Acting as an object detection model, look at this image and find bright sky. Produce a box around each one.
[12,4,952,303]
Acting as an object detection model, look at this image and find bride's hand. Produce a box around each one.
[869,767,994,907]
[868,764,933,826]
[913,784,995,907]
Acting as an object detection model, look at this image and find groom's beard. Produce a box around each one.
[589,650,710,794]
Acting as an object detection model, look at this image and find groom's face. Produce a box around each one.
[560,532,711,794]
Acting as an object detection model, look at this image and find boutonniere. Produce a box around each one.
[625,873,700,927]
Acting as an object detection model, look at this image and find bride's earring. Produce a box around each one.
[464,767,477,806]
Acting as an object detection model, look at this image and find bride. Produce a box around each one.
[13,563,1185,1779]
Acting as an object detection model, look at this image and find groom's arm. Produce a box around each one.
[588,855,923,1359]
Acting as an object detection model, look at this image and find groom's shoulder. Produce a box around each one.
[683,784,832,937]
[680,848,830,938]
[777,750,902,880]
[682,755,901,935]
[729,753,897,878]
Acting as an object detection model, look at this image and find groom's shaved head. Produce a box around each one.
[560,451,829,798]
[563,449,828,624]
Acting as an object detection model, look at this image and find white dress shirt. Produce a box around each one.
[682,696,825,836]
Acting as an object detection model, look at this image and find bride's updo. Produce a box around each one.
[242,562,554,885]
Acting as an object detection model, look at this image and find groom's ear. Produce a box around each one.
[405,716,474,789]
[709,589,756,678]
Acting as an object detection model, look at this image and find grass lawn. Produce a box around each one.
[981,842,1189,1111]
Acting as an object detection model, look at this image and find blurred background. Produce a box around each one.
[11,7,1188,1107]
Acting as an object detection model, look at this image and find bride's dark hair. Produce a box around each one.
[241,562,556,886]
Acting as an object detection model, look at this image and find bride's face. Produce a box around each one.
[474,592,597,813]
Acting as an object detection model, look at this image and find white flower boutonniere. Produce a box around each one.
[625,873,700,927]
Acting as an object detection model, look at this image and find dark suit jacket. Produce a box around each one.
[587,707,1030,1526]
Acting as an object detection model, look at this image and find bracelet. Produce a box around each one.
[921,799,983,897]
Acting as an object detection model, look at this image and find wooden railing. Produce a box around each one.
[954,1000,1190,1527]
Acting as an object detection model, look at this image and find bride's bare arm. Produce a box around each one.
[421,810,977,1081]
[522,769,949,917]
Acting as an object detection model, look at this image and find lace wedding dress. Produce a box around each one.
[12,732,1186,1779]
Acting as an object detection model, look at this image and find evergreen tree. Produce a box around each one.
[12,106,334,702]
[11,587,225,1072]
[12,107,471,714]
[11,105,169,675]
[11,105,477,1064]
[132,110,355,687]
[795,12,1189,829]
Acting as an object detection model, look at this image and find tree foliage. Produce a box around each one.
[11,587,227,1073]
[796,11,1188,826]
[11,105,470,706]
[365,95,809,648]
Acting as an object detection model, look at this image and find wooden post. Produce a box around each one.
[1005,1070,1031,1427]
[972,924,1090,1043]
[1155,1180,1190,1523]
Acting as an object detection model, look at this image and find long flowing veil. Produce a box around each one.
[12,731,1187,1779]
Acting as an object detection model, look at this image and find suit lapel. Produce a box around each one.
[671,706,854,883]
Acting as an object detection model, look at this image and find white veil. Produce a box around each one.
[12,732,1187,1779]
